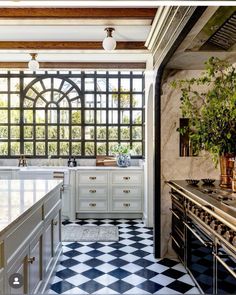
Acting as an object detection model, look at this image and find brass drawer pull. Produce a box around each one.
[89,176,97,180]
[123,190,130,193]
[89,189,97,193]
[53,221,58,226]
[123,176,130,180]
[28,257,35,264]
[123,203,130,207]
[89,203,97,207]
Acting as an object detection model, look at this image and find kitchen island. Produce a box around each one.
[0,179,63,295]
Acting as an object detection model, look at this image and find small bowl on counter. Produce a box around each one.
[201,178,215,185]
[185,179,199,185]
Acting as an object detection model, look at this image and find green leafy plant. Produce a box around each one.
[111,144,131,155]
[172,57,236,165]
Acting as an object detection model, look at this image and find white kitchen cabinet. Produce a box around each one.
[29,234,42,294]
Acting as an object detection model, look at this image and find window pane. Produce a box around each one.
[59,98,69,108]
[71,98,81,108]
[108,78,118,92]
[24,142,33,155]
[97,142,106,155]
[60,126,69,139]
[120,78,130,92]
[24,126,33,139]
[72,110,81,124]
[0,142,8,155]
[48,142,57,156]
[0,110,7,123]
[72,126,81,139]
[108,127,118,140]
[97,127,106,140]
[24,98,33,108]
[10,78,20,91]
[60,110,69,124]
[132,94,142,108]
[36,110,45,123]
[97,77,106,92]
[85,78,94,91]
[108,142,117,155]
[10,126,20,139]
[132,142,142,155]
[85,94,95,108]
[109,110,118,124]
[96,110,106,124]
[10,142,20,155]
[132,78,142,92]
[11,110,20,123]
[120,126,130,140]
[109,94,118,108]
[85,142,94,156]
[120,111,130,124]
[60,142,69,156]
[32,81,43,93]
[36,126,45,139]
[48,109,57,124]
[85,110,94,124]
[132,126,142,139]
[120,94,130,108]
[10,94,20,107]
[0,78,8,91]
[72,142,81,155]
[36,142,45,155]
[132,111,142,124]
[48,126,57,139]
[24,110,33,124]
[96,94,106,108]
[0,126,8,139]
[0,94,8,107]
[85,126,94,140]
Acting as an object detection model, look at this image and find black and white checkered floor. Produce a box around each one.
[49,219,200,294]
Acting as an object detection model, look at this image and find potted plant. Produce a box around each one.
[172,57,236,187]
[112,144,132,167]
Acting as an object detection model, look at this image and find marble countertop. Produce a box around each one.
[0,179,62,235]
[0,166,143,171]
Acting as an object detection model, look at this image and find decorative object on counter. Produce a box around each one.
[185,179,199,185]
[96,156,116,166]
[72,157,77,167]
[67,157,77,167]
[201,178,215,185]
[172,57,236,188]
[112,144,131,167]
[18,154,27,167]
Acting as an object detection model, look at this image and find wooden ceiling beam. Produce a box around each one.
[0,41,146,50]
[0,8,157,19]
[0,62,146,69]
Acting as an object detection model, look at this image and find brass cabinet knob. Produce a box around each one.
[89,177,97,180]
[123,176,130,180]
[123,190,130,193]
[123,203,130,207]
[89,189,97,193]
[89,203,96,207]
[28,257,35,264]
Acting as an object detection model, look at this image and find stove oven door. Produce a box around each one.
[215,245,236,294]
[185,220,214,294]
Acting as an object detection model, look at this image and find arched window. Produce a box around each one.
[23,76,82,156]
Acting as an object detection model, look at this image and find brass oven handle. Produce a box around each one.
[89,189,97,193]
[89,176,97,180]
[123,203,130,207]
[89,203,96,207]
[214,253,236,279]
[170,193,180,202]
[123,177,130,180]
[123,190,130,194]
[169,208,180,220]
[28,257,35,264]
[183,221,212,247]
[170,233,182,248]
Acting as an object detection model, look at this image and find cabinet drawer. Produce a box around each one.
[78,200,107,211]
[112,199,142,211]
[111,172,142,184]
[78,172,108,184]
[112,186,141,198]
[78,186,107,198]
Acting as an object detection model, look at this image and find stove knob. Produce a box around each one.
[232,235,236,247]
[195,208,202,217]
[210,219,219,230]
[223,230,233,243]
[187,202,191,210]
[217,224,226,235]
[200,211,205,220]
[204,214,211,225]
[191,206,196,213]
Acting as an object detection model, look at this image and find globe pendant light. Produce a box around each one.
[102,27,116,51]
[28,53,39,71]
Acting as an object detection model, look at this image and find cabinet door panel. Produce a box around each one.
[29,237,42,294]
[53,213,61,255]
[43,222,53,274]
[112,172,142,184]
